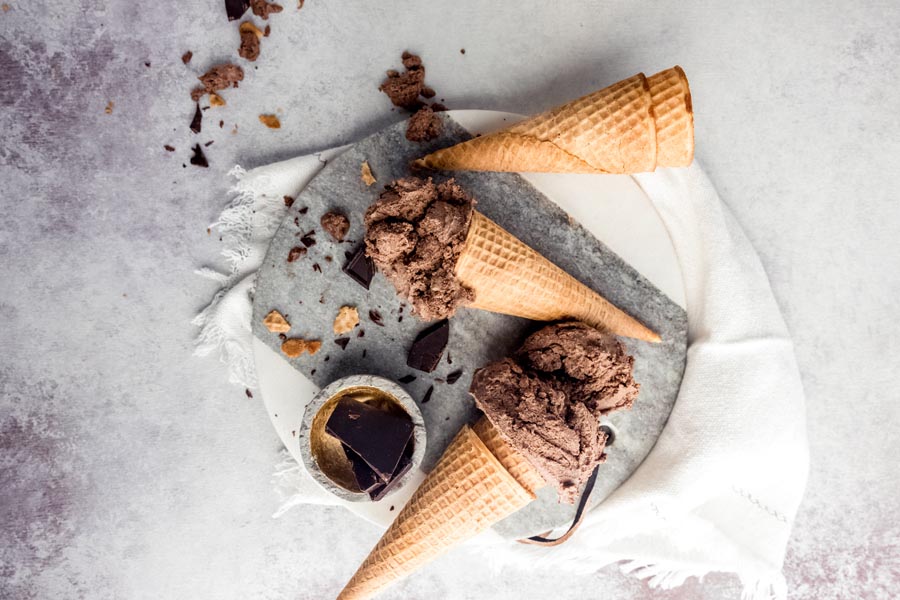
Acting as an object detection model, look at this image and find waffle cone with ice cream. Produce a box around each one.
[337,322,640,599]
[364,179,659,342]
[414,67,693,174]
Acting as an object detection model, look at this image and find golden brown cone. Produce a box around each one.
[472,416,545,494]
[415,68,693,174]
[647,66,694,168]
[456,211,661,343]
[336,425,535,600]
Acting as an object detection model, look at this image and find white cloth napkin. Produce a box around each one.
[194,152,808,600]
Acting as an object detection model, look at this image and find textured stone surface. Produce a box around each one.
[251,115,686,537]
[1,1,899,599]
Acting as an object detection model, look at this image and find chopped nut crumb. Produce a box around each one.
[333,306,360,334]
[281,338,321,358]
[104,101,114,114]
[259,114,281,128]
[263,310,291,333]
[209,92,226,107]
[361,161,376,186]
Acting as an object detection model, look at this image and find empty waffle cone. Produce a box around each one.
[416,68,693,174]
[337,423,537,600]
[456,211,660,343]
[648,66,694,168]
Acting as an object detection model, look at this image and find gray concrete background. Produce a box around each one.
[1,1,898,598]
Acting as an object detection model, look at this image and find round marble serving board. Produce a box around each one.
[252,110,688,539]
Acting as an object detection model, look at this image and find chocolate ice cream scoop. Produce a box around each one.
[470,321,640,503]
[364,177,475,321]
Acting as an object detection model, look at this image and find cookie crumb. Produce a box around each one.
[209,93,226,107]
[406,105,442,142]
[360,161,376,186]
[333,306,360,334]
[259,114,281,128]
[320,211,350,242]
[263,310,291,333]
[239,21,263,61]
[251,0,282,19]
[281,338,321,358]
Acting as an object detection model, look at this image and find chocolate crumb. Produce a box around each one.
[311,369,316,376]
[324,256,333,262]
[357,330,365,338]
[264,24,271,36]
[447,351,452,364]
[197,63,244,97]
[298,206,309,215]
[294,217,300,226]
[390,505,394,511]
[445,369,463,384]
[164,145,175,152]
[225,0,250,21]
[398,375,416,384]
[204,140,214,147]
[219,120,224,128]
[398,315,403,322]
[144,61,151,68]
[312,263,322,273]
[283,195,294,207]
[278,333,287,341]
[421,87,436,99]
[430,102,448,112]
[321,211,350,242]
[460,48,465,54]
[189,144,209,168]
[251,0,282,19]
[362,349,367,358]
[407,320,449,373]
[287,246,306,262]
[406,105,443,142]
[182,51,193,64]
[369,310,384,326]
[324,355,330,362]
[245,388,253,398]
[421,385,434,404]
[335,337,350,350]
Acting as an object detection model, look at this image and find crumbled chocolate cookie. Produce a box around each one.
[406,105,443,142]
[251,0,282,19]
[379,51,427,109]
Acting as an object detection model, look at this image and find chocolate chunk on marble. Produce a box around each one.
[407,319,448,373]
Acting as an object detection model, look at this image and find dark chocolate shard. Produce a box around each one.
[225,0,250,21]
[312,263,322,273]
[421,385,434,404]
[342,245,375,289]
[369,310,384,327]
[445,369,463,385]
[283,195,294,207]
[300,230,316,247]
[190,103,202,134]
[334,337,350,350]
[245,388,253,398]
[369,442,414,501]
[342,444,382,493]
[189,144,208,168]
[298,206,309,215]
[164,145,175,152]
[407,319,448,373]
[398,374,416,384]
[325,397,414,482]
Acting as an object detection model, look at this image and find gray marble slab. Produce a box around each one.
[251,114,687,538]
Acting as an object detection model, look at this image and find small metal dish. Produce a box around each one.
[298,374,426,502]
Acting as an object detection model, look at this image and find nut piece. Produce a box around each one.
[263,310,291,333]
[281,338,321,358]
[259,114,281,129]
[361,161,376,186]
[209,92,226,107]
[239,21,265,38]
[333,306,360,334]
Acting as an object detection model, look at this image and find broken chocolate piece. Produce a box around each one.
[164,145,175,152]
[325,397,414,482]
[421,385,434,404]
[368,310,384,326]
[357,329,365,338]
[407,320,449,373]
[298,206,309,215]
[398,374,416,384]
[245,388,253,398]
[283,195,294,207]
[300,231,316,247]
[287,246,306,262]
[320,211,350,242]
[343,444,382,493]
[189,144,208,168]
[312,263,322,273]
[342,245,376,289]
[446,369,463,384]
[369,442,414,500]
[190,104,202,133]
[181,51,193,64]
[225,0,250,21]
[334,337,350,350]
